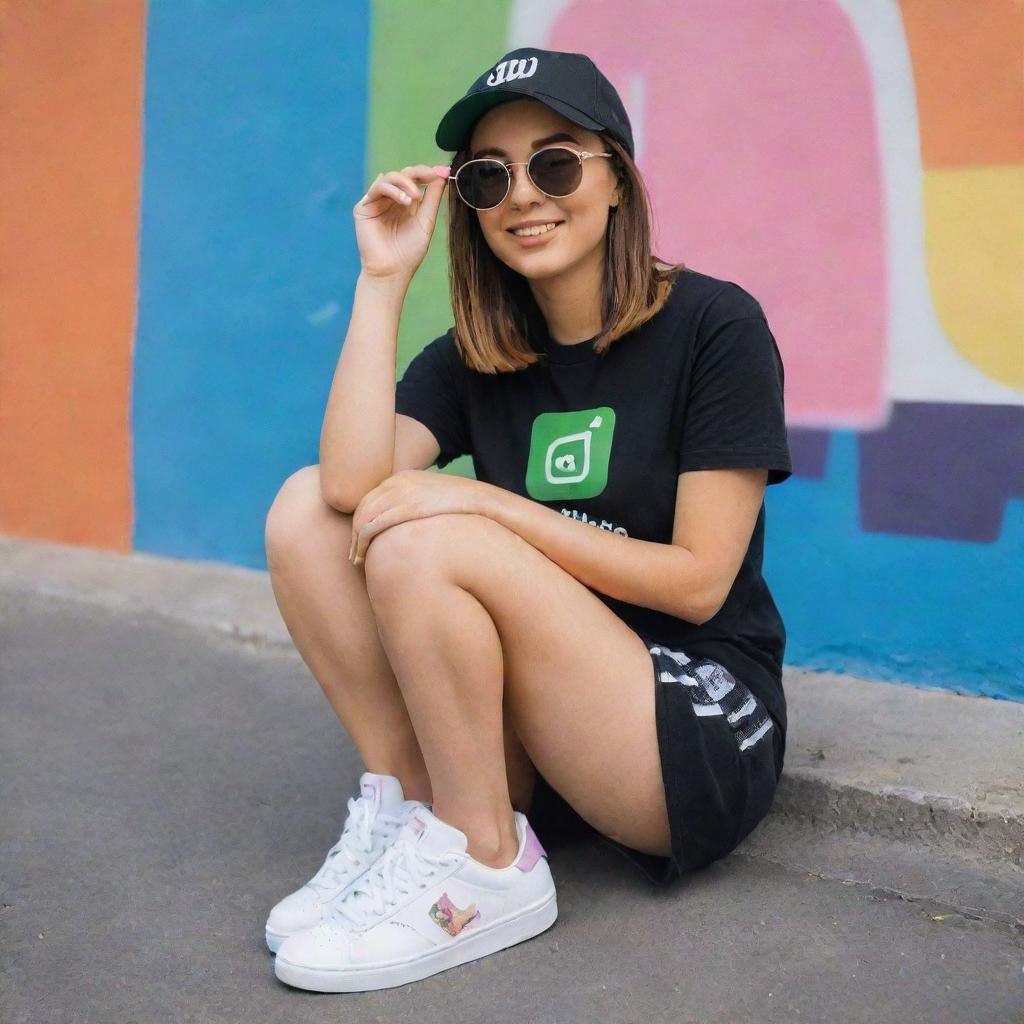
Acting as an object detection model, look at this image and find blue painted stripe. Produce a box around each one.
[134,1,370,565]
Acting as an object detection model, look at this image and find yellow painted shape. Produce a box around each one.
[923,164,1024,389]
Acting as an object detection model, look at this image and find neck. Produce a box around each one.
[528,247,605,344]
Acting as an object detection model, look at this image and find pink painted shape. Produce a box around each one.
[550,0,887,427]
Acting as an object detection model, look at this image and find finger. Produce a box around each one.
[356,172,383,206]
[349,493,370,558]
[380,170,424,204]
[353,512,388,566]
[358,179,414,208]
[416,166,452,219]
[401,164,452,183]
[389,166,451,202]
[349,509,372,560]
[353,514,377,563]
[352,523,368,566]
[349,502,373,562]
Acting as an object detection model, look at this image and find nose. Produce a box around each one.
[507,161,545,207]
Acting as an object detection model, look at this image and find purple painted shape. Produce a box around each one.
[860,403,1024,541]
[517,820,548,872]
[788,426,831,479]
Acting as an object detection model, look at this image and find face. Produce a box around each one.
[464,98,621,282]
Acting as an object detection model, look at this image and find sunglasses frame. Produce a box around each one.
[450,146,615,211]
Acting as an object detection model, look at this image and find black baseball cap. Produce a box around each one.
[435,47,635,160]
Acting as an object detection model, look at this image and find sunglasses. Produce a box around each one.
[450,146,614,211]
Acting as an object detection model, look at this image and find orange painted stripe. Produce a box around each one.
[0,1,146,549]
[901,0,1024,169]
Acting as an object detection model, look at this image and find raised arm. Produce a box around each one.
[320,272,408,511]
[318,163,451,512]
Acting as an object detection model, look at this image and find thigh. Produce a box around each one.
[363,512,671,858]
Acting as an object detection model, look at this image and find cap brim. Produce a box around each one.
[435,89,607,153]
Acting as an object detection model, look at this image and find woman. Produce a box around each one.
[265,47,792,993]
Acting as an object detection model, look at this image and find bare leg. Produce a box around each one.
[361,512,674,869]
[362,522,523,870]
[264,466,538,810]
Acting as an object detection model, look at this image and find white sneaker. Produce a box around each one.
[273,805,557,992]
[265,772,426,954]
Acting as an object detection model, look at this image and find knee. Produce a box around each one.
[361,513,485,602]
[265,465,348,567]
[360,515,438,587]
[363,513,508,589]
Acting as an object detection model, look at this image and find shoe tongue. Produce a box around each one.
[403,806,468,860]
[358,772,406,813]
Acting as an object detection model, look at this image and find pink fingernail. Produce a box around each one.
[432,165,451,178]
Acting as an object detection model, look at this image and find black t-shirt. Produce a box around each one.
[394,267,793,769]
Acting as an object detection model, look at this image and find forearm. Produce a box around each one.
[320,272,411,511]
[481,486,716,626]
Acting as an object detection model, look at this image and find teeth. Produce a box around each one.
[512,222,559,237]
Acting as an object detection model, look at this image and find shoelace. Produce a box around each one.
[307,795,397,895]
[328,835,458,930]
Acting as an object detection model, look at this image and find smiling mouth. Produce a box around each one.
[507,221,564,238]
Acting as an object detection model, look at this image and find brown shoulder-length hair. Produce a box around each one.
[444,132,687,374]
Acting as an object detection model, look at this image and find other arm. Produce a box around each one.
[481,467,767,626]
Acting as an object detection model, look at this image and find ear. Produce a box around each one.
[610,170,624,208]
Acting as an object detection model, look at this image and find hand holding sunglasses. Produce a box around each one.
[353,164,451,281]
[449,146,614,211]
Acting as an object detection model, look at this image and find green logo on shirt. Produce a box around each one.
[525,408,615,501]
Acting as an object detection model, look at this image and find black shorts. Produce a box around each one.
[526,636,783,886]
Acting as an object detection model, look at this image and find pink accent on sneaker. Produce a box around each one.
[516,821,547,872]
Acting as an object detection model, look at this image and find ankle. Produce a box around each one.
[365,765,433,805]
[401,777,433,804]
[468,833,520,870]
[431,803,519,869]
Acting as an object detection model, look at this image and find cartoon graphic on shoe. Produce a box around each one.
[429,892,479,936]
[264,772,426,954]
[273,805,557,992]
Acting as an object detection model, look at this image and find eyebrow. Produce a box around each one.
[471,132,581,160]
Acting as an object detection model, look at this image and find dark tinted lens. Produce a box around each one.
[457,159,510,209]
[529,147,582,196]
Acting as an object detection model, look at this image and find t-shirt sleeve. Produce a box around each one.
[678,289,792,485]
[394,330,471,469]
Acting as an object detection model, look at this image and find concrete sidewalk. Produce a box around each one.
[2,535,1021,865]
[2,535,1022,1022]
[1,536,1022,908]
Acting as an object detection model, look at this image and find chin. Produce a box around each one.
[515,261,571,281]
[504,240,572,271]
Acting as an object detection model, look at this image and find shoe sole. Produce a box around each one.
[273,888,558,992]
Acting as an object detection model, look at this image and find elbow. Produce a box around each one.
[320,466,385,515]
[325,495,357,516]
[320,480,357,515]
[690,583,726,627]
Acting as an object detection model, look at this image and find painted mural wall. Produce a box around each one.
[1,1,1021,701]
